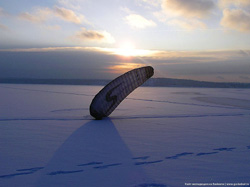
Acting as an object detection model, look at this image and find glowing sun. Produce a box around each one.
[113,41,155,57]
[116,41,136,57]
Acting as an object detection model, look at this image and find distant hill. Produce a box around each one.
[1,78,250,88]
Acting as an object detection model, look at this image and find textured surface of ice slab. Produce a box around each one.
[1,84,250,187]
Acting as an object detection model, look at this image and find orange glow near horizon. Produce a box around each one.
[107,63,144,74]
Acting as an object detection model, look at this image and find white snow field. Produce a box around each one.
[0,84,250,187]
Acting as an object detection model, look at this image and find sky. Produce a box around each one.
[0,0,250,82]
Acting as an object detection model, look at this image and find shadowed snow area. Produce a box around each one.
[0,84,250,186]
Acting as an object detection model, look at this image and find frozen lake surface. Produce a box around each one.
[0,84,250,187]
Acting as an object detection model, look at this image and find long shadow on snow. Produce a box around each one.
[36,118,153,187]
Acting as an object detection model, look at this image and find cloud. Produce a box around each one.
[45,24,61,30]
[219,0,250,33]
[0,7,10,22]
[0,7,9,17]
[153,11,168,22]
[53,6,82,24]
[219,0,250,9]
[57,0,81,10]
[19,7,54,23]
[0,47,92,52]
[19,11,49,23]
[168,19,206,30]
[19,10,61,31]
[124,14,156,29]
[19,6,87,25]
[0,7,4,16]
[1,48,250,82]
[0,23,8,31]
[0,8,8,31]
[155,0,215,30]
[221,9,250,32]
[239,75,250,80]
[75,28,115,43]
[136,0,162,7]
[162,0,215,19]
[216,75,225,80]
[145,50,250,66]
[152,50,250,82]
[0,48,119,80]
[121,7,134,14]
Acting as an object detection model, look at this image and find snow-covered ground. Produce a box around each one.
[0,84,250,187]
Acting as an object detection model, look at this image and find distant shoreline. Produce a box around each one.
[1,78,250,88]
